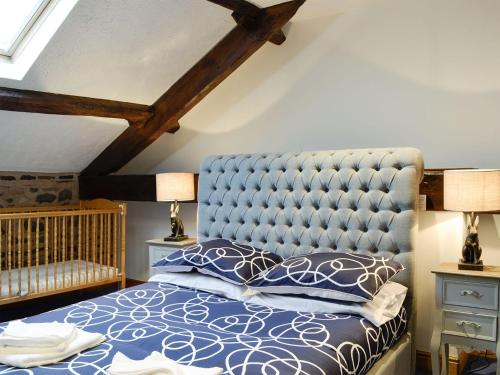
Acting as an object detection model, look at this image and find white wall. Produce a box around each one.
[122,0,500,353]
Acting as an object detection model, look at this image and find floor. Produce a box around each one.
[416,356,498,375]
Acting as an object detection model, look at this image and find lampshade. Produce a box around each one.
[156,173,195,202]
[444,169,500,212]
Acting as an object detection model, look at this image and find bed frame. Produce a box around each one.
[0,199,126,305]
[197,148,423,375]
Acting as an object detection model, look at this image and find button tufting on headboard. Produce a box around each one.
[197,148,423,289]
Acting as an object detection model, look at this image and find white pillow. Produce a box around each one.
[148,272,248,301]
[247,281,408,327]
[149,273,407,327]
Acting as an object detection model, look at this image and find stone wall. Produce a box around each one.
[0,172,78,208]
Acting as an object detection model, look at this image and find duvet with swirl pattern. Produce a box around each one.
[0,282,407,374]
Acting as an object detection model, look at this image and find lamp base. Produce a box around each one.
[458,260,484,271]
[163,235,188,242]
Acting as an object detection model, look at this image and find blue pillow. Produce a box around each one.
[152,239,283,285]
[247,252,404,302]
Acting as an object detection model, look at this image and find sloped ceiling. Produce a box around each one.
[0,0,235,172]
[0,0,325,173]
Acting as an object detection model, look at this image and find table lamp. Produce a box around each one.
[444,169,500,270]
[156,173,195,242]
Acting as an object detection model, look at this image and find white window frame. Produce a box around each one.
[0,0,78,80]
[0,0,52,58]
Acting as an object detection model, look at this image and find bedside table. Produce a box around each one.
[146,238,197,277]
[431,263,500,375]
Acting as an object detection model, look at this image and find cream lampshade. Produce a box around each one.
[156,173,195,202]
[156,173,195,242]
[444,169,500,212]
[444,169,500,271]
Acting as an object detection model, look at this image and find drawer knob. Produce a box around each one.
[460,290,483,298]
[456,320,481,329]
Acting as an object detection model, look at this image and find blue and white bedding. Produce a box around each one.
[0,281,407,375]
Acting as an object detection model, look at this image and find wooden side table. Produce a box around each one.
[431,263,500,375]
[146,238,196,278]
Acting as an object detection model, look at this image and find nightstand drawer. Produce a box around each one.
[443,278,498,310]
[443,310,497,342]
[149,247,177,265]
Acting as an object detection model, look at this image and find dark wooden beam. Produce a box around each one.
[79,175,156,202]
[81,169,446,211]
[82,0,305,176]
[207,0,260,18]
[419,168,485,212]
[420,169,445,211]
[79,174,199,202]
[231,9,287,46]
[0,87,154,126]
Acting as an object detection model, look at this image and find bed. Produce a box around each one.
[0,148,423,375]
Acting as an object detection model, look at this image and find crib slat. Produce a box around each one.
[27,218,31,295]
[120,207,126,289]
[17,219,21,298]
[8,220,12,297]
[54,216,57,290]
[45,217,49,292]
[107,214,111,280]
[78,215,82,286]
[70,215,74,287]
[99,214,103,280]
[85,215,89,284]
[113,214,117,278]
[91,214,96,282]
[62,216,66,289]
[36,218,40,293]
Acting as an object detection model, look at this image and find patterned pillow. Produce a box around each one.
[152,239,283,285]
[247,252,404,302]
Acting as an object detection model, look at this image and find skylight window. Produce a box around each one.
[0,0,51,57]
[0,0,78,80]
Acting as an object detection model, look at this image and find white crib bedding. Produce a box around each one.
[1,260,118,298]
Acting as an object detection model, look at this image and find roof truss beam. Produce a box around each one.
[0,86,157,129]
[82,0,305,176]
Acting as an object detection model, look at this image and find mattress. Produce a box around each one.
[1,260,118,298]
[0,281,408,375]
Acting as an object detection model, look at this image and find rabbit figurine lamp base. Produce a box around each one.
[458,212,483,271]
[164,200,188,242]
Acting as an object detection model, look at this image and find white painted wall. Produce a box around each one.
[119,0,500,354]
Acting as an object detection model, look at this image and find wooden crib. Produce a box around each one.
[0,199,126,305]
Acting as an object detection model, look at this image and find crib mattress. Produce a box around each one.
[1,260,118,298]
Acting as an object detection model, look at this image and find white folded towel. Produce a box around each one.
[0,321,76,348]
[107,352,223,375]
[0,329,77,354]
[0,328,105,368]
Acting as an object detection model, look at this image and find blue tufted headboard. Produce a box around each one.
[197,148,423,290]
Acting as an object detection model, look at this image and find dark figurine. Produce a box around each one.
[462,232,481,264]
[164,201,187,241]
[459,214,483,270]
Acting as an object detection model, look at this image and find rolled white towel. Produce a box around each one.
[107,352,223,375]
[0,321,76,348]
[0,328,105,368]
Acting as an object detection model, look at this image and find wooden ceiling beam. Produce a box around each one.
[228,3,287,46]
[82,0,305,176]
[79,174,199,202]
[0,87,154,127]
[207,0,261,18]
